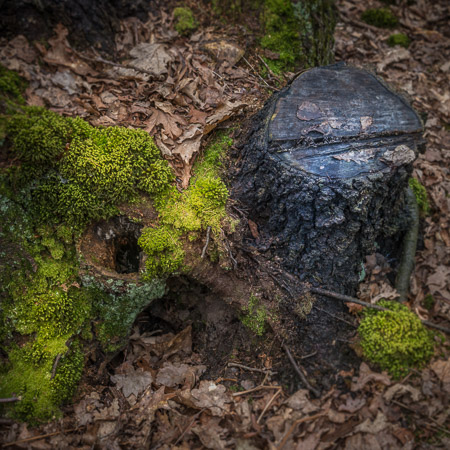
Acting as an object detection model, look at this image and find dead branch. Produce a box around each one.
[310,287,450,334]
[283,345,320,398]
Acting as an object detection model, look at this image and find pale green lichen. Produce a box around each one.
[358,300,435,378]
[409,177,430,216]
[241,294,267,336]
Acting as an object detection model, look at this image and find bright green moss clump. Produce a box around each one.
[173,7,197,36]
[387,33,410,48]
[138,131,233,278]
[358,300,435,378]
[361,8,398,29]
[6,106,173,228]
[409,177,430,216]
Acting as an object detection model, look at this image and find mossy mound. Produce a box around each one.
[0,76,233,421]
[358,300,435,378]
[361,8,398,29]
[387,33,410,48]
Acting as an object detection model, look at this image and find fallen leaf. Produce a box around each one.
[355,411,390,434]
[351,362,391,391]
[190,381,231,416]
[383,384,421,402]
[111,367,153,398]
[430,358,450,394]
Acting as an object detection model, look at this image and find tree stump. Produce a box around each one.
[234,63,423,295]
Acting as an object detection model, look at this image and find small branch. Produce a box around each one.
[257,388,282,424]
[74,50,161,79]
[201,226,211,259]
[310,287,450,334]
[276,411,327,450]
[51,353,63,380]
[0,397,20,403]
[313,305,357,328]
[231,385,281,397]
[283,345,320,398]
[257,55,281,81]
[228,362,276,375]
[242,57,277,91]
[3,428,82,448]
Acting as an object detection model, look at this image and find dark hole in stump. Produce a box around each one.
[114,233,141,274]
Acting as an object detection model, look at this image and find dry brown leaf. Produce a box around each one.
[430,358,450,394]
[351,363,391,392]
[43,24,96,76]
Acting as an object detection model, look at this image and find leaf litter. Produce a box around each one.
[1,0,450,448]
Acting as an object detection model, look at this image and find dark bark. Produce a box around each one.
[0,0,155,54]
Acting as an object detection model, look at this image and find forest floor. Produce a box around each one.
[0,0,449,448]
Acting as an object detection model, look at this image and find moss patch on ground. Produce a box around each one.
[173,7,197,36]
[387,33,410,48]
[361,8,398,29]
[358,300,435,378]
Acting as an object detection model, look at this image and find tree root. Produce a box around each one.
[396,186,420,302]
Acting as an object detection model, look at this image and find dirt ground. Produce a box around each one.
[0,0,449,448]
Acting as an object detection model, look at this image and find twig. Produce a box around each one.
[276,411,327,450]
[310,287,450,334]
[299,351,317,360]
[228,362,276,375]
[242,57,276,90]
[257,388,282,424]
[3,428,82,448]
[283,345,320,398]
[224,239,238,269]
[391,400,450,435]
[0,397,20,403]
[257,55,280,81]
[201,226,211,259]
[231,385,281,397]
[313,305,357,328]
[74,50,161,79]
[173,408,207,446]
[50,353,62,380]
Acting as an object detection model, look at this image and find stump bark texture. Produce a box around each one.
[234,63,423,294]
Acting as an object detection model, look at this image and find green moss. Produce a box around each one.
[358,300,435,378]
[361,8,398,28]
[0,340,83,423]
[0,64,27,104]
[387,33,410,48]
[138,131,233,278]
[241,294,267,336]
[260,0,335,74]
[423,294,435,311]
[173,7,197,36]
[1,69,233,422]
[409,177,430,216]
[6,106,173,228]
